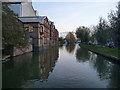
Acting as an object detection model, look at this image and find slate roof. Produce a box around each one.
[48,20,55,26]
[18,16,47,24]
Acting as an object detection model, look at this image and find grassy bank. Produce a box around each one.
[80,43,120,58]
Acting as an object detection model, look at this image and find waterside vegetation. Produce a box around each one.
[80,43,120,60]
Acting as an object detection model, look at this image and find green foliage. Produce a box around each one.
[65,32,75,44]
[82,2,120,48]
[80,43,120,58]
[93,2,120,47]
[108,2,120,48]
[2,4,29,54]
[94,17,109,45]
[59,37,65,44]
[75,26,90,43]
[90,33,95,42]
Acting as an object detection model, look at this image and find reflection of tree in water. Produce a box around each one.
[2,46,59,88]
[90,54,120,88]
[59,44,64,49]
[76,48,90,62]
[92,55,111,80]
[107,64,120,88]
[65,44,75,53]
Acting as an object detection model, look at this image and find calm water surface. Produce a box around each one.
[2,44,120,88]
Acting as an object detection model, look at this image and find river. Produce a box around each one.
[2,44,120,88]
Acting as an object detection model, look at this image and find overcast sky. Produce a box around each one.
[32,1,118,36]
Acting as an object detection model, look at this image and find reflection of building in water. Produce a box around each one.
[13,52,33,67]
[37,47,59,81]
[2,47,59,88]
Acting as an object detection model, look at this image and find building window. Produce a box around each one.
[29,24,33,32]
[29,37,33,44]
[25,28,28,31]
[40,26,43,35]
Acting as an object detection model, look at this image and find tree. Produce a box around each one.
[59,37,65,44]
[108,1,120,48]
[75,26,90,43]
[94,17,109,45]
[65,32,75,44]
[2,4,29,55]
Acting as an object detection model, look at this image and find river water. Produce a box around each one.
[2,44,120,88]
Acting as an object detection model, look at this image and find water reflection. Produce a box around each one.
[65,44,75,53]
[76,47,90,62]
[89,51,120,88]
[75,46,120,88]
[2,45,120,88]
[2,47,59,88]
[93,55,111,80]
[59,44,64,49]
[108,64,120,88]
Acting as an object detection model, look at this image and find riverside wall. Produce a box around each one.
[13,44,32,56]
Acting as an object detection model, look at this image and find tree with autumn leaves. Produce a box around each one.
[65,32,75,44]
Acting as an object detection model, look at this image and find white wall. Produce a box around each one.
[21,2,36,17]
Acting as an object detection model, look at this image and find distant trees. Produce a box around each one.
[75,2,120,48]
[75,26,90,43]
[59,37,65,44]
[65,32,75,44]
[2,4,29,55]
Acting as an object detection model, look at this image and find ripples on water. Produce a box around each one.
[2,44,120,88]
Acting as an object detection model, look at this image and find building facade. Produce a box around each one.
[5,1,59,51]
[18,16,59,51]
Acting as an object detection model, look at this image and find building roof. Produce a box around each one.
[48,20,54,24]
[2,0,31,3]
[18,16,47,24]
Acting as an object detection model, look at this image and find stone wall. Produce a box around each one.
[13,44,32,56]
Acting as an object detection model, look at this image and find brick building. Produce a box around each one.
[18,16,59,51]
[5,1,59,51]
[49,21,59,46]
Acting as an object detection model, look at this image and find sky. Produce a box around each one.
[32,1,118,37]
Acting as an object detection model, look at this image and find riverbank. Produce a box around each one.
[80,43,120,62]
[1,55,11,62]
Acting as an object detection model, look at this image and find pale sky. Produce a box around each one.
[32,1,118,36]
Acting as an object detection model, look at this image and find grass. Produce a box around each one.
[80,43,120,58]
